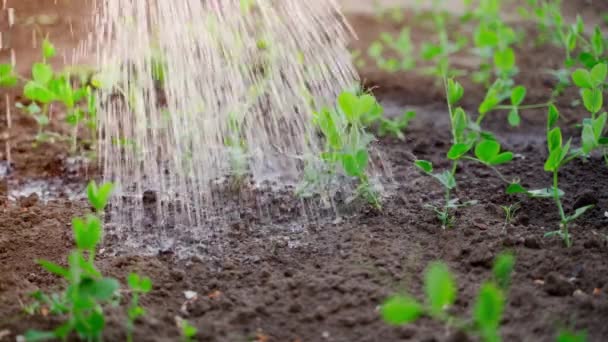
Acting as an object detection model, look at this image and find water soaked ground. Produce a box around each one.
[2,1,608,341]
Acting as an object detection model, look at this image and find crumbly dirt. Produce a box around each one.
[2,1,608,342]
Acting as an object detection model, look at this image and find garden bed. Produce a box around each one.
[1,1,608,341]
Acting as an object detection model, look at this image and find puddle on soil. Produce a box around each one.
[6,178,86,202]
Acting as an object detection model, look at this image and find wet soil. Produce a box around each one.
[2,1,608,342]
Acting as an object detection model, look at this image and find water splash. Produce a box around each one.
[90,0,360,252]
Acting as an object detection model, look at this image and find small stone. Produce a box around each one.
[544,272,574,296]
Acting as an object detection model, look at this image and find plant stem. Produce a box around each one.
[495,103,551,110]
[552,170,570,247]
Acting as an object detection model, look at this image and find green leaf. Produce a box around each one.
[582,123,596,154]
[0,64,18,87]
[547,104,560,129]
[452,107,468,142]
[447,143,471,160]
[494,48,515,72]
[566,204,594,223]
[337,92,359,122]
[79,277,120,301]
[506,183,527,195]
[581,88,603,114]
[590,63,607,88]
[368,41,384,58]
[593,112,607,138]
[547,127,562,152]
[72,215,102,250]
[591,26,604,57]
[381,295,423,325]
[342,153,361,177]
[475,139,500,164]
[544,147,563,172]
[510,86,526,106]
[508,108,520,127]
[24,82,55,103]
[433,171,456,190]
[421,43,442,60]
[424,262,456,314]
[42,39,56,60]
[479,92,500,114]
[490,152,513,165]
[447,79,464,105]
[557,330,588,342]
[32,63,53,84]
[23,330,57,341]
[414,160,433,173]
[355,149,369,172]
[86,181,114,211]
[473,283,504,339]
[571,69,593,88]
[492,253,515,290]
[37,259,69,278]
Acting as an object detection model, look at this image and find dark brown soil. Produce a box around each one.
[2,1,608,342]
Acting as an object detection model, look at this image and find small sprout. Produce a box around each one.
[86,180,114,213]
[500,203,520,231]
[381,253,515,341]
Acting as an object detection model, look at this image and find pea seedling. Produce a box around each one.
[508,105,600,247]
[16,39,97,151]
[381,252,515,342]
[127,273,153,342]
[415,79,515,227]
[301,90,382,208]
[23,181,152,341]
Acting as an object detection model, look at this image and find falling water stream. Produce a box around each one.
[88,0,362,255]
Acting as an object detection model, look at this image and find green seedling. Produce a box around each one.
[415,79,515,227]
[377,110,416,140]
[23,181,152,341]
[225,111,249,183]
[177,318,197,342]
[300,90,382,208]
[508,106,599,247]
[500,202,520,230]
[420,3,467,81]
[23,181,117,341]
[17,39,97,151]
[571,63,606,120]
[127,273,153,342]
[368,28,416,73]
[381,252,515,342]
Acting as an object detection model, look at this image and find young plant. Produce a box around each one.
[301,90,382,208]
[500,202,520,231]
[225,111,249,183]
[18,39,96,151]
[414,79,515,227]
[381,252,515,342]
[507,106,600,247]
[23,181,152,341]
[126,273,153,342]
[23,181,116,341]
[420,2,467,81]
[177,318,197,342]
[367,28,416,73]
